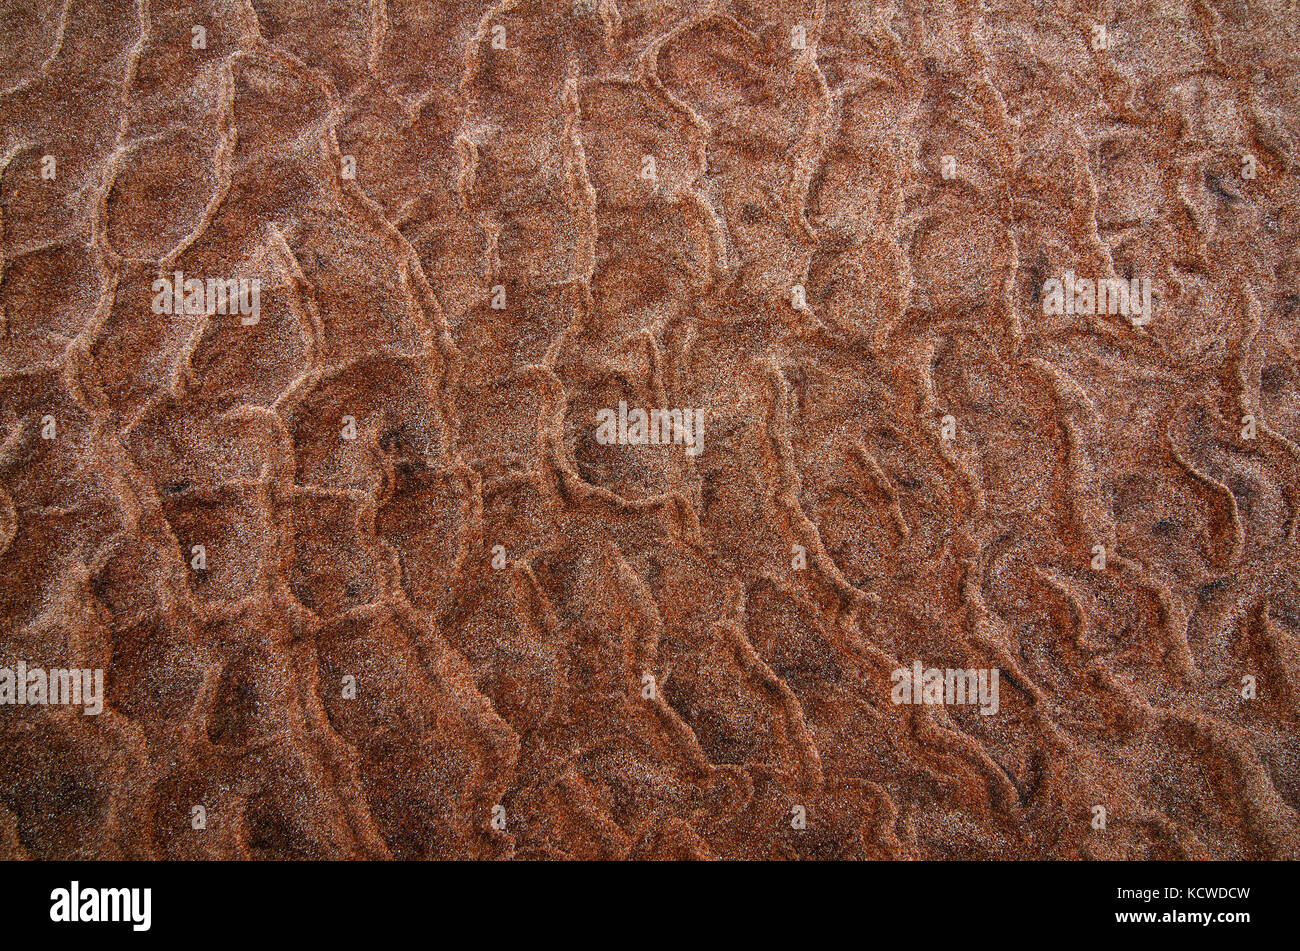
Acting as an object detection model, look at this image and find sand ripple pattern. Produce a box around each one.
[1,0,1299,859]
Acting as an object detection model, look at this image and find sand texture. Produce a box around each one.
[1,0,1300,859]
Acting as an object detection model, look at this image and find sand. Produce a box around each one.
[1,0,1298,859]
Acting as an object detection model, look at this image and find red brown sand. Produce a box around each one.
[1,0,1299,860]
